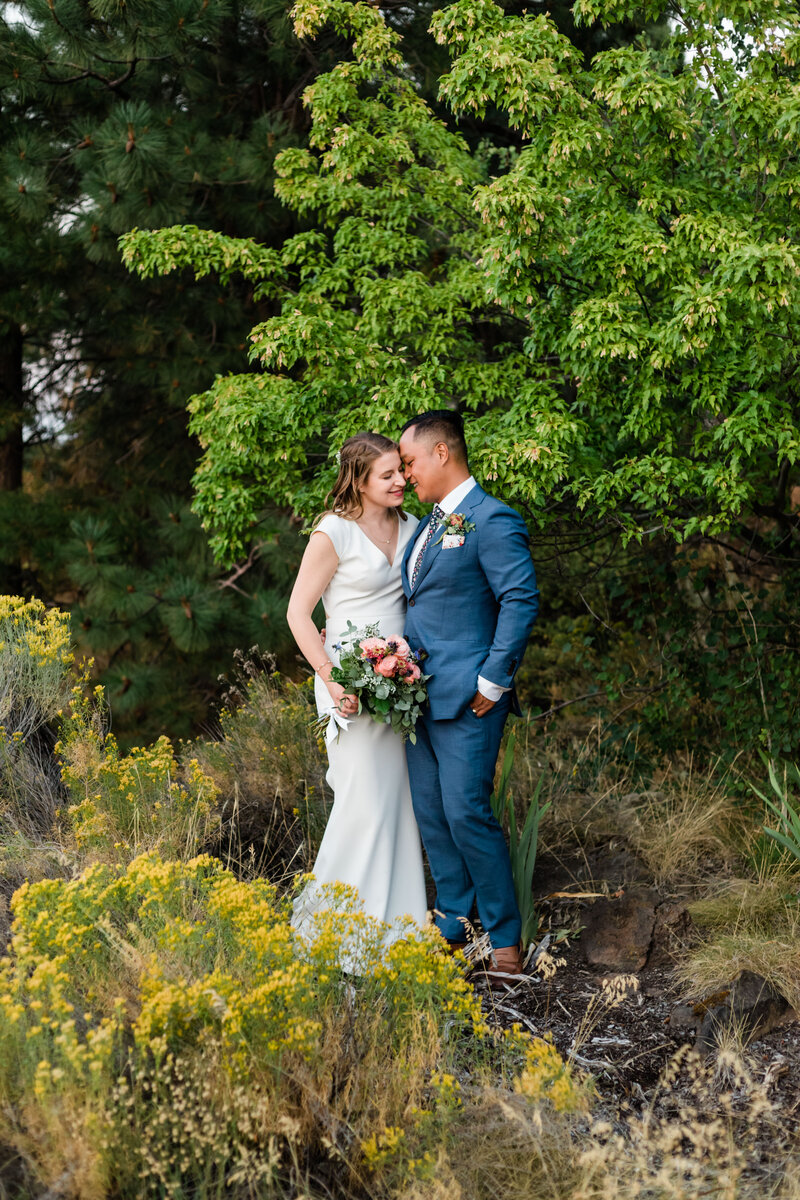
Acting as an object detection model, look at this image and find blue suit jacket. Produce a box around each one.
[401,483,539,720]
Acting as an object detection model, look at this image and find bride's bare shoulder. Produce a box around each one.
[310,511,354,555]
[312,511,350,530]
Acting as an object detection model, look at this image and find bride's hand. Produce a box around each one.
[326,679,359,717]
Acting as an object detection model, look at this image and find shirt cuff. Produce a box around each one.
[477,675,509,702]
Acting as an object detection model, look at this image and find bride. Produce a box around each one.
[286,431,428,941]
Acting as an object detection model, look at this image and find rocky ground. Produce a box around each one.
[465,848,800,1188]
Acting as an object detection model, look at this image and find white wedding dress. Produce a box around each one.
[291,512,428,952]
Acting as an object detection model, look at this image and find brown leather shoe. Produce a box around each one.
[483,944,526,988]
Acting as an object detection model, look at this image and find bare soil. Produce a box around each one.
[471,927,800,1186]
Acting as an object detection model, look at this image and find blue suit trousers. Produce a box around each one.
[405,695,521,948]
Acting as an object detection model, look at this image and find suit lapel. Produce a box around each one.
[458,482,486,519]
[411,517,443,591]
[402,514,430,593]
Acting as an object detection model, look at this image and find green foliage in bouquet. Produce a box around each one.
[329,622,431,743]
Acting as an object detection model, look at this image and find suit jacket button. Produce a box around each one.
[409,598,415,606]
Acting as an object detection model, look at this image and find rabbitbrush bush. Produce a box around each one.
[57,682,221,864]
[0,855,587,1198]
[0,596,74,840]
[191,664,331,875]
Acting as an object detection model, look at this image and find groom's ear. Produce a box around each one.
[434,441,450,464]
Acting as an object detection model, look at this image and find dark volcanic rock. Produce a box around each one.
[668,971,796,1054]
[695,971,794,1053]
[648,900,694,967]
[580,889,660,972]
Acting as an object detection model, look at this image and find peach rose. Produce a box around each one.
[388,636,411,659]
[360,637,388,659]
[375,654,399,677]
[403,662,421,682]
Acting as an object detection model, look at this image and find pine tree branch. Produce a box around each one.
[43,53,174,91]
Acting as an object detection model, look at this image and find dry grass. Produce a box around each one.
[676,925,800,1013]
[191,663,330,879]
[108,1010,446,1200]
[674,859,800,1009]
[687,865,800,933]
[576,1045,774,1200]
[505,728,747,893]
[397,1088,584,1200]
[398,1043,794,1200]
[505,725,627,857]
[621,766,745,888]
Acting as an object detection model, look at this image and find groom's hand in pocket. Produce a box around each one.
[469,689,496,719]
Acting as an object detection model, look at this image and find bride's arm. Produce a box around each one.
[286,532,357,714]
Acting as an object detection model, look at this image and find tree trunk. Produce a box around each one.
[0,323,23,492]
[0,323,25,593]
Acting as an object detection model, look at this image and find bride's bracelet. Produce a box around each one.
[313,660,332,679]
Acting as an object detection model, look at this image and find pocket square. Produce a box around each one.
[442,534,465,548]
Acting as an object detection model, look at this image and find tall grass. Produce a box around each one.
[191,655,331,878]
[491,728,550,946]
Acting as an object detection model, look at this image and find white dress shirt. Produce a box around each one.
[409,476,509,703]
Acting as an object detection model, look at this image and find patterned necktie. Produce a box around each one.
[410,504,444,590]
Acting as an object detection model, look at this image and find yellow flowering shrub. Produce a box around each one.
[514,1034,590,1113]
[0,596,75,841]
[58,685,220,862]
[0,596,74,724]
[2,853,545,1197]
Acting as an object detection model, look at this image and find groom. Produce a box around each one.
[399,410,539,980]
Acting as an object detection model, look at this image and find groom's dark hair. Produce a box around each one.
[400,410,469,465]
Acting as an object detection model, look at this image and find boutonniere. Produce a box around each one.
[434,512,476,547]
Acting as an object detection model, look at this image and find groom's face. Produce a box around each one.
[399,429,444,504]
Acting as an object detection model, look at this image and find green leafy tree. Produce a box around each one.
[121,0,800,755]
[123,0,800,554]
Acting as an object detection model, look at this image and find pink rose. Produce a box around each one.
[360,637,387,659]
[403,662,421,682]
[375,654,399,677]
[387,636,411,659]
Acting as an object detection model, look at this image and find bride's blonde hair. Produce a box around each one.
[323,431,407,521]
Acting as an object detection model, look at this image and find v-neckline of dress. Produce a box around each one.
[353,516,402,567]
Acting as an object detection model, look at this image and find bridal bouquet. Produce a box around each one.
[329,621,430,743]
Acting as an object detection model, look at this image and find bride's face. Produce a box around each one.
[359,450,406,511]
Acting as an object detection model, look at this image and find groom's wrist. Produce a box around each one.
[476,675,508,703]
